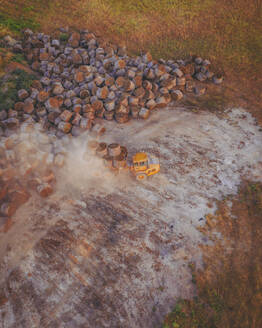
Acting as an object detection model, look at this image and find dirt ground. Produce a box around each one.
[0,106,261,327]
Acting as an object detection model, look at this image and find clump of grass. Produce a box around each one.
[59,33,69,42]
[8,53,26,64]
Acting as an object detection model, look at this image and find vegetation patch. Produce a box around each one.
[0,69,37,110]
[0,14,39,34]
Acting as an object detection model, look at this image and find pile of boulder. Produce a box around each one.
[87,140,128,170]
[1,28,223,137]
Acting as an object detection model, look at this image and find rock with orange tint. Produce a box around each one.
[58,121,72,133]
[18,89,29,100]
[146,99,156,110]
[83,111,95,120]
[23,101,34,114]
[134,75,143,87]
[139,107,150,119]
[47,112,59,123]
[142,52,152,63]
[92,100,103,111]
[130,106,140,118]
[31,61,40,71]
[32,80,42,90]
[37,90,49,103]
[73,104,82,114]
[115,113,129,124]
[155,96,168,108]
[42,171,56,184]
[39,52,49,61]
[37,183,53,198]
[96,86,109,100]
[134,87,145,98]
[45,97,62,113]
[14,102,24,111]
[40,77,51,86]
[68,32,80,48]
[52,82,64,95]
[72,53,82,65]
[114,59,126,70]
[72,113,81,125]
[2,118,19,128]
[60,110,73,122]
[105,76,115,86]
[170,89,183,101]
[115,76,125,88]
[80,117,93,130]
[74,71,84,83]
[0,202,17,217]
[155,64,166,77]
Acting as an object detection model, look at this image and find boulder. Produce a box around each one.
[74,71,84,83]
[80,117,93,130]
[72,113,81,125]
[58,121,72,133]
[176,77,186,86]
[213,74,223,84]
[52,82,64,95]
[23,101,34,114]
[195,72,207,82]
[115,113,129,124]
[18,89,29,100]
[68,32,81,48]
[97,86,109,100]
[173,68,184,78]
[60,110,73,122]
[14,102,24,111]
[170,89,183,101]
[45,97,62,113]
[37,183,53,197]
[72,53,82,65]
[104,110,114,121]
[146,99,156,110]
[73,104,82,113]
[139,107,150,119]
[37,91,49,103]
[156,96,168,108]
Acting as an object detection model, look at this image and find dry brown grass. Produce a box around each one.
[164,182,262,328]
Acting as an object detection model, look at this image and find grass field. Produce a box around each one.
[0,0,261,72]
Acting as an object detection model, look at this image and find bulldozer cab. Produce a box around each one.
[132,153,148,172]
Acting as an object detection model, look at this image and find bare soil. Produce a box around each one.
[0,106,261,327]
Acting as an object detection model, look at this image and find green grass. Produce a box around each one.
[8,53,26,64]
[59,33,69,42]
[0,69,37,110]
[0,13,40,34]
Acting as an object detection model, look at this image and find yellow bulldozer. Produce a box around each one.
[89,141,160,180]
[130,152,160,180]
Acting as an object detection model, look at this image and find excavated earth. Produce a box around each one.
[0,106,262,328]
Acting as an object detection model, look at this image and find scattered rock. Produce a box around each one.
[37,183,53,197]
